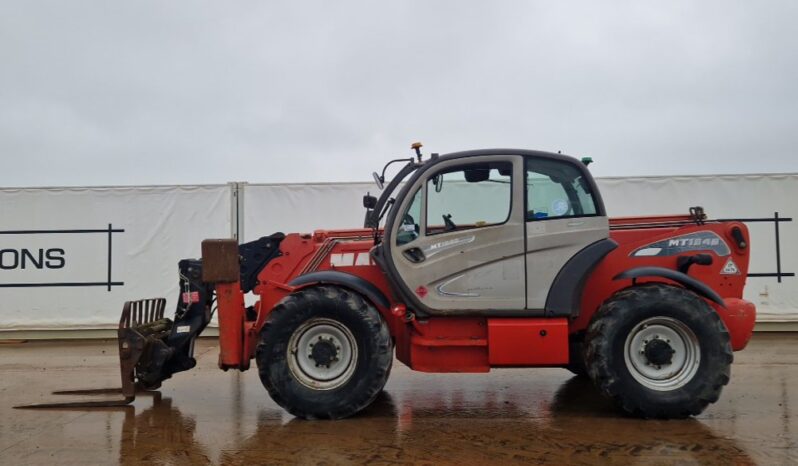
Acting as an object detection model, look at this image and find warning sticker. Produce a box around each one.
[721,258,741,275]
[182,291,200,304]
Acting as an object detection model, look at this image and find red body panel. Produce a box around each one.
[717,298,756,350]
[574,221,752,338]
[214,217,757,372]
[216,282,247,370]
[408,317,488,372]
[488,318,569,366]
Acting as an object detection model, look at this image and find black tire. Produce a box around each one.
[566,335,588,377]
[256,285,393,420]
[584,284,733,418]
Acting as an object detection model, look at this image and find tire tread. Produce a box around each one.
[255,286,393,420]
[585,283,733,419]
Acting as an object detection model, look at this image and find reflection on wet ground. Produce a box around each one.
[1,334,796,464]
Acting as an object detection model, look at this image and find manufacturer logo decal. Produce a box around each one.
[422,235,476,258]
[721,258,741,275]
[631,231,731,257]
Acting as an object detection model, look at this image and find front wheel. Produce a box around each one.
[585,284,733,418]
[256,286,393,420]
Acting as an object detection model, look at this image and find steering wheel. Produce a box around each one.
[442,214,457,231]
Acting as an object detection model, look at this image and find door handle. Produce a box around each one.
[567,221,585,227]
[402,247,426,263]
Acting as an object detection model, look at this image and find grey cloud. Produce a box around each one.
[1,1,796,187]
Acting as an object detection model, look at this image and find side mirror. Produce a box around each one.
[372,172,384,190]
[433,174,444,192]
[363,193,377,209]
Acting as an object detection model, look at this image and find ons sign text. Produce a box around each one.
[0,225,124,291]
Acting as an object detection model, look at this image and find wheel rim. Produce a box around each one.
[287,318,358,390]
[623,316,701,391]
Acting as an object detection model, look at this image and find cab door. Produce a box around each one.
[388,155,526,315]
[523,156,609,308]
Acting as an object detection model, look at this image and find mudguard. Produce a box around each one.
[288,270,391,310]
[613,266,726,308]
[545,239,618,317]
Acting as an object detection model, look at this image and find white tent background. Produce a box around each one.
[1,173,796,333]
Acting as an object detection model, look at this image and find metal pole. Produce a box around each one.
[775,211,782,283]
[107,223,113,291]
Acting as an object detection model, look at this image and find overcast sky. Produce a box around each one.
[1,1,796,187]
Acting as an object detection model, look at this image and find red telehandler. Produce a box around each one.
[19,146,756,419]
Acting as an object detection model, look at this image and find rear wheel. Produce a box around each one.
[566,335,587,377]
[585,284,733,418]
[256,286,393,420]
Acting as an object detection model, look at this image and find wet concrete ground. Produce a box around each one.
[0,334,796,465]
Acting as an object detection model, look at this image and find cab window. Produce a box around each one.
[396,187,421,246]
[426,162,512,235]
[526,158,598,221]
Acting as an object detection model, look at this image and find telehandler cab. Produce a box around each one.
[19,145,756,419]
